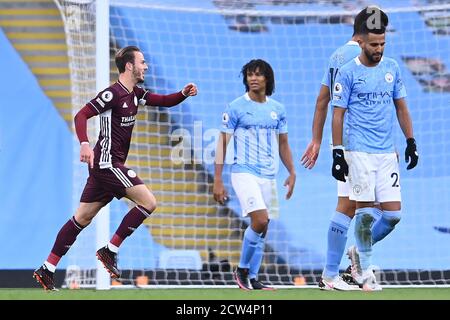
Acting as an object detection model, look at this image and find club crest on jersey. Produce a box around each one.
[222,112,229,124]
[385,72,393,83]
[127,170,137,178]
[270,111,278,120]
[334,82,343,94]
[101,90,113,102]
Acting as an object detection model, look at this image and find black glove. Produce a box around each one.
[332,148,348,182]
[405,138,418,170]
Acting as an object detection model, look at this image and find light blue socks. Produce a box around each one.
[249,236,265,279]
[323,212,352,279]
[238,226,262,269]
[372,210,401,245]
[354,207,376,270]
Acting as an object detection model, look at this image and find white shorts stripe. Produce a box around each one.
[109,168,133,188]
[113,167,134,188]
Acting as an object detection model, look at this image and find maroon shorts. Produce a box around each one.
[80,163,144,203]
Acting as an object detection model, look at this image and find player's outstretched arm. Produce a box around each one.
[301,85,330,169]
[146,83,198,107]
[74,105,96,168]
[213,132,232,205]
[394,98,418,170]
[279,133,296,200]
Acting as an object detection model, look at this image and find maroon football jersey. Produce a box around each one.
[87,80,147,169]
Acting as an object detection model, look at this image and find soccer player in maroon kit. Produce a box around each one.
[33,46,198,290]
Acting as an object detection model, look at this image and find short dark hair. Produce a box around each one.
[241,59,275,96]
[353,6,388,36]
[115,46,141,73]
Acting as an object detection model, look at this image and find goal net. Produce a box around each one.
[57,0,450,288]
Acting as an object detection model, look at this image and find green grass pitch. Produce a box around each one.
[1,288,450,300]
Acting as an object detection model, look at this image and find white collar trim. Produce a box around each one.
[244,92,269,103]
[354,56,384,66]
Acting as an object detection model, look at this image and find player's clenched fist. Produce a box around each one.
[182,83,198,97]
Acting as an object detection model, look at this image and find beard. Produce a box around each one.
[132,67,144,84]
[364,49,383,64]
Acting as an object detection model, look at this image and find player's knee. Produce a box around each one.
[336,198,355,217]
[75,205,101,226]
[137,193,157,213]
[73,214,91,227]
[261,218,269,230]
[259,219,269,234]
[251,218,269,234]
[137,204,155,216]
[140,201,156,214]
[76,216,92,226]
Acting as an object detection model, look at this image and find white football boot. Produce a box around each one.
[319,276,361,291]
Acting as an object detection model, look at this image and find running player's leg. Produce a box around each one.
[94,164,153,278]
[107,184,156,249]
[34,193,108,290]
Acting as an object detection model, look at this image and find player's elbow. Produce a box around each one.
[74,108,87,124]
[74,112,83,131]
[316,95,330,111]
[73,110,81,124]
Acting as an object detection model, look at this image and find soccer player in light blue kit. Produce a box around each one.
[302,7,394,291]
[213,59,296,290]
[331,10,419,291]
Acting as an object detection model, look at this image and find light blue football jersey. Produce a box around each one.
[321,40,361,95]
[321,40,361,147]
[332,56,407,153]
[221,93,288,178]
